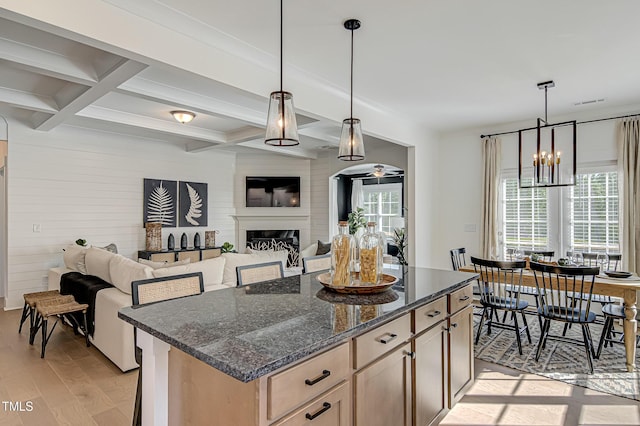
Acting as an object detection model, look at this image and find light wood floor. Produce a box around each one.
[1,304,639,426]
[0,304,137,426]
[440,359,640,426]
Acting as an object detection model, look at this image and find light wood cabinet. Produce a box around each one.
[448,304,474,407]
[353,313,412,369]
[353,342,412,426]
[272,381,351,426]
[413,321,448,426]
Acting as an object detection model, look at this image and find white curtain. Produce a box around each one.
[617,118,640,273]
[351,179,364,212]
[480,137,502,259]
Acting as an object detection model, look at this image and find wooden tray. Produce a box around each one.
[316,272,398,294]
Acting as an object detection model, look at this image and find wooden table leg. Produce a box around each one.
[622,289,638,372]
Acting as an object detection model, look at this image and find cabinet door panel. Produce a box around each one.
[414,322,447,426]
[449,305,474,407]
[354,343,411,426]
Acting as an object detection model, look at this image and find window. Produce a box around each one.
[570,171,619,253]
[500,166,619,258]
[502,177,548,254]
[362,183,403,236]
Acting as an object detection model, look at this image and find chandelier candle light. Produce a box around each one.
[265,0,299,146]
[518,80,576,188]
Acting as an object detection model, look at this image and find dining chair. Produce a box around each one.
[471,257,531,355]
[523,250,555,261]
[450,248,466,271]
[570,253,620,310]
[302,253,331,274]
[131,272,205,426]
[596,302,640,358]
[236,261,284,286]
[530,262,600,373]
[606,254,622,271]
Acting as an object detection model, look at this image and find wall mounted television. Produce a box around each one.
[246,176,300,207]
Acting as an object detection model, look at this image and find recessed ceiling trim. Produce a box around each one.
[0,86,58,113]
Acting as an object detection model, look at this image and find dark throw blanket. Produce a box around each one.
[60,272,114,336]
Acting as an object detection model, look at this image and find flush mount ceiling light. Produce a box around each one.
[171,110,196,124]
[518,80,576,188]
[265,0,299,146]
[338,18,365,161]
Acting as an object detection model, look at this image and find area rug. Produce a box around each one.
[473,314,640,401]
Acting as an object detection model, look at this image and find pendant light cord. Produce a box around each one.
[280,0,283,92]
[350,26,354,121]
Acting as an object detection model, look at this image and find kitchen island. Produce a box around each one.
[119,267,478,426]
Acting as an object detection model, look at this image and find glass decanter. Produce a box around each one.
[359,222,384,285]
[331,221,355,286]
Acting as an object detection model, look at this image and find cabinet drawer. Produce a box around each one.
[413,296,447,335]
[177,250,200,262]
[268,342,349,421]
[271,381,351,426]
[448,284,473,315]
[149,252,176,263]
[353,313,411,370]
[201,248,221,259]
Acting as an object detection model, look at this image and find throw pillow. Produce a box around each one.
[138,258,191,269]
[316,240,331,255]
[63,245,88,273]
[151,257,226,286]
[100,243,118,254]
[85,247,119,283]
[109,256,154,295]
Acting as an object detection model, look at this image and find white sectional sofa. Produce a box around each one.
[48,246,290,372]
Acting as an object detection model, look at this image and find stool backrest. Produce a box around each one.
[131,272,204,306]
[237,261,284,286]
[302,253,331,274]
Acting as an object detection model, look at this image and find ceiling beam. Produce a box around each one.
[32,59,148,131]
[0,86,58,113]
[0,37,98,86]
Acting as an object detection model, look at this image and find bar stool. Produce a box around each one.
[30,295,90,358]
[19,290,60,334]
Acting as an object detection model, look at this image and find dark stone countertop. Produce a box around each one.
[118,266,477,382]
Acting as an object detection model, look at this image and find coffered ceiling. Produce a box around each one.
[1,1,640,158]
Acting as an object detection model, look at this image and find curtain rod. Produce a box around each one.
[480,112,640,139]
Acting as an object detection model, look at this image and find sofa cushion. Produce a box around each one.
[63,245,88,273]
[151,257,226,286]
[138,258,191,269]
[221,251,287,287]
[299,243,318,266]
[109,255,153,295]
[85,247,119,283]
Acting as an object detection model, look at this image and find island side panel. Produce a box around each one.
[168,348,262,426]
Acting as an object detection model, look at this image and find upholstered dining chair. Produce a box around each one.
[131,272,205,426]
[530,262,600,374]
[236,261,284,286]
[302,253,331,274]
[471,257,531,355]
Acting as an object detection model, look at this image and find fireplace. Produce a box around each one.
[246,230,300,267]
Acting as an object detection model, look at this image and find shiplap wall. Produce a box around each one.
[5,120,236,309]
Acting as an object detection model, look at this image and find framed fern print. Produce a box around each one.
[178,181,208,227]
[143,179,177,227]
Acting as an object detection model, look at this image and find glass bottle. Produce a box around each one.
[331,221,355,286]
[359,222,383,285]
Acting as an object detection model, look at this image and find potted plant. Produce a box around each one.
[221,242,236,253]
[347,207,367,236]
[393,227,408,266]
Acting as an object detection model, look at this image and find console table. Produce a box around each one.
[137,247,222,263]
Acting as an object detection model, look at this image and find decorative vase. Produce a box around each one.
[180,233,187,250]
[205,230,219,248]
[194,232,201,248]
[331,221,355,286]
[168,233,175,251]
[359,222,383,285]
[145,222,162,251]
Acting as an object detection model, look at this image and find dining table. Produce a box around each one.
[459,264,640,372]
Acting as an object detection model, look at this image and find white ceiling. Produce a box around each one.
[1,1,640,158]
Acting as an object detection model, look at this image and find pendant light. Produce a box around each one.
[265,0,299,146]
[338,18,364,161]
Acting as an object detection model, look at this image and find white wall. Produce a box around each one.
[433,109,632,270]
[5,119,236,309]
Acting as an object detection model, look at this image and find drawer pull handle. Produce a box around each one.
[459,295,470,301]
[427,310,441,318]
[305,402,332,420]
[305,370,331,386]
[379,333,398,344]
